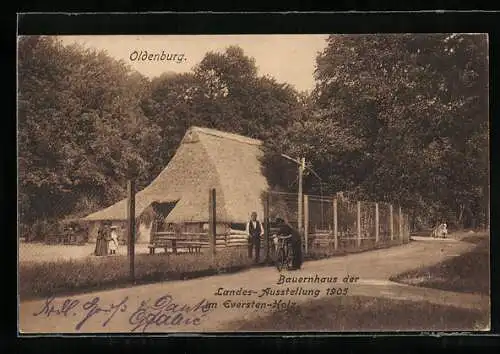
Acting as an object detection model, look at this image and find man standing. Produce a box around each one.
[246,211,264,263]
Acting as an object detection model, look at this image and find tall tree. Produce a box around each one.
[263,34,489,228]
[143,45,304,180]
[18,36,158,232]
[194,46,303,139]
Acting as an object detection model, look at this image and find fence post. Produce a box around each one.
[150,215,157,244]
[304,194,309,255]
[404,212,409,243]
[127,179,136,282]
[375,203,379,244]
[399,205,403,243]
[408,214,411,241]
[333,197,338,250]
[357,201,361,248]
[407,213,411,241]
[264,192,270,263]
[402,213,407,243]
[209,188,216,258]
[389,204,394,241]
[298,158,304,234]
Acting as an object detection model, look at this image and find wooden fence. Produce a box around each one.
[148,228,251,254]
[302,194,411,252]
[149,189,411,257]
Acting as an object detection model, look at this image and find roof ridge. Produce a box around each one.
[189,126,262,146]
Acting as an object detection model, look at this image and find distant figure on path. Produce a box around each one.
[441,223,448,238]
[246,211,264,263]
[109,226,119,255]
[431,222,448,238]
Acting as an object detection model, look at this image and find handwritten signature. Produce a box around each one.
[129,295,213,332]
[33,295,128,330]
[33,294,214,332]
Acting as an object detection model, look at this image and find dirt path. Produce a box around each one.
[19,238,489,333]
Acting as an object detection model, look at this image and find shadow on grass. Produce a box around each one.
[229,295,490,332]
[390,235,490,296]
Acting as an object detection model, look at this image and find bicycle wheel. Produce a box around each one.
[276,247,285,271]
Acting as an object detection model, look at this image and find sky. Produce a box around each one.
[58,35,329,92]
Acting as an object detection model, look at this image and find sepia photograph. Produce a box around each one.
[17,33,490,333]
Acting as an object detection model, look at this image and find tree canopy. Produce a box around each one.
[18,37,303,235]
[18,34,489,235]
[262,34,489,228]
[18,36,160,226]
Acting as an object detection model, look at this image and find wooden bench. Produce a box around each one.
[45,234,62,245]
[148,232,174,254]
[45,231,88,245]
[148,232,209,255]
[177,241,209,254]
[45,233,71,245]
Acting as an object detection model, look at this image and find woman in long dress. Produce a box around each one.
[94,223,106,256]
[102,224,111,255]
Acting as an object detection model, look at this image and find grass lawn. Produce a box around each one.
[390,232,490,295]
[19,247,255,300]
[18,242,151,263]
[231,295,489,331]
[19,238,406,300]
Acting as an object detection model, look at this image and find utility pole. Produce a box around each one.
[209,188,216,259]
[297,157,305,233]
[127,179,136,282]
[279,154,312,236]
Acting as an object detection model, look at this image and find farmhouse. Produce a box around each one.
[82,126,270,243]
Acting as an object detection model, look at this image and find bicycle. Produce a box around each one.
[273,234,294,271]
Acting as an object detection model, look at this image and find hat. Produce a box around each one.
[111,226,117,229]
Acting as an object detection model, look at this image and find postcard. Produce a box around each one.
[17,33,490,333]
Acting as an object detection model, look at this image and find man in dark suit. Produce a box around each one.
[246,211,264,263]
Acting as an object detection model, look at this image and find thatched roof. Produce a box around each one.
[83,126,270,223]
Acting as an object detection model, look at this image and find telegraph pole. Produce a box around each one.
[279,154,312,235]
[127,179,136,282]
[297,157,305,233]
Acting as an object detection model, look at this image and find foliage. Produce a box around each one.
[142,45,303,177]
[18,36,160,231]
[262,34,489,228]
[18,34,489,233]
[18,38,302,234]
